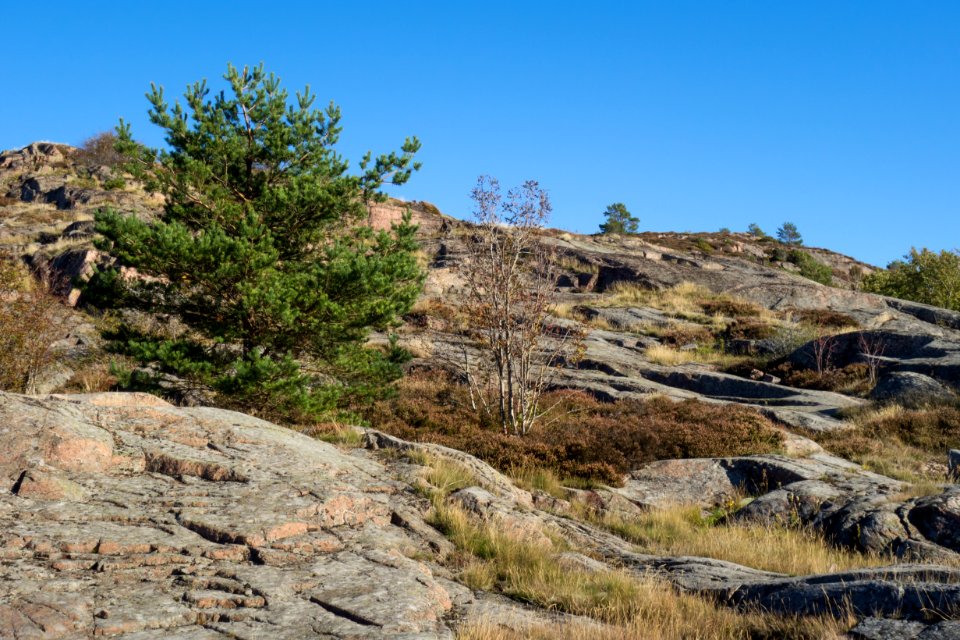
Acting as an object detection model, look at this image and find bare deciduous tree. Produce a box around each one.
[857,332,886,387]
[810,332,837,377]
[456,176,579,436]
[76,131,125,169]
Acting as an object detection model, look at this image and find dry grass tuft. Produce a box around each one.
[811,401,960,483]
[604,281,710,317]
[60,360,119,393]
[645,343,747,368]
[432,497,854,640]
[456,614,851,640]
[294,422,365,447]
[596,504,889,576]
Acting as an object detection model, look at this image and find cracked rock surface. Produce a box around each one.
[0,391,468,639]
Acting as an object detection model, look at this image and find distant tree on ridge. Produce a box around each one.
[777,221,803,245]
[599,203,639,235]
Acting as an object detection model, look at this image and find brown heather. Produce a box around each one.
[367,370,783,485]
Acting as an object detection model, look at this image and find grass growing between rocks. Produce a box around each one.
[455,616,851,640]
[430,499,854,640]
[294,422,365,447]
[593,505,889,576]
[398,436,856,638]
[368,371,784,486]
[644,343,747,368]
[809,402,960,483]
[599,281,780,327]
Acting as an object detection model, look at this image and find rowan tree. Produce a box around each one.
[87,64,425,420]
[862,247,960,311]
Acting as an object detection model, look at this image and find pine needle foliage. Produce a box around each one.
[598,202,639,235]
[87,64,425,420]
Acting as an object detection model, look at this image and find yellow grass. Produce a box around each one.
[644,343,746,368]
[457,614,851,640]
[605,281,709,316]
[813,402,958,484]
[432,499,854,640]
[598,504,890,576]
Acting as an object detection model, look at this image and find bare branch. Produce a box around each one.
[454,176,581,436]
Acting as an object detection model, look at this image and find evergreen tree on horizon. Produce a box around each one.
[777,221,803,245]
[598,202,639,235]
[87,63,425,421]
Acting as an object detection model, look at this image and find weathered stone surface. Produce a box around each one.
[848,617,927,640]
[871,371,955,406]
[908,489,960,553]
[0,391,458,638]
[614,458,738,509]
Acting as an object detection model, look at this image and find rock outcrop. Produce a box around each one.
[7,140,960,637]
[0,392,465,638]
[4,389,960,637]
[365,428,960,629]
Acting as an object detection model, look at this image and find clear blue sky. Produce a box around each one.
[3,1,959,267]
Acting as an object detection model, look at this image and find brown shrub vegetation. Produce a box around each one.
[702,297,763,318]
[76,131,124,169]
[810,401,960,482]
[791,308,859,329]
[772,362,872,396]
[0,259,64,393]
[723,318,777,341]
[367,371,783,485]
[657,323,714,346]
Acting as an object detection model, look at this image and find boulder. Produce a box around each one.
[871,371,954,406]
[907,489,960,553]
[614,458,738,509]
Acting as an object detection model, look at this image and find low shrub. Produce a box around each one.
[791,308,858,329]
[102,177,126,191]
[657,323,714,346]
[702,297,763,318]
[694,237,714,253]
[76,131,124,168]
[0,260,63,393]
[723,318,777,341]
[811,401,960,482]
[772,362,871,396]
[788,250,834,286]
[367,371,783,485]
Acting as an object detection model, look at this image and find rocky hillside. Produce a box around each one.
[3,141,960,638]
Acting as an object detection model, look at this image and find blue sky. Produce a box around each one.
[3,1,959,267]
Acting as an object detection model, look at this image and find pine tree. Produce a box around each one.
[598,202,639,234]
[88,64,425,420]
[747,223,767,238]
[777,221,803,245]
